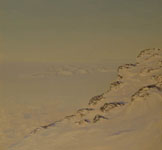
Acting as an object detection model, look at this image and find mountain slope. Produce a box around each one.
[10,48,162,150]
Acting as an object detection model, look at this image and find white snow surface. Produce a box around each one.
[10,48,162,150]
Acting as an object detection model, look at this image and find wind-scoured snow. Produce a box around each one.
[10,48,162,150]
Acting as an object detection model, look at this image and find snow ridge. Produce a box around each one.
[11,48,162,150]
[28,48,162,133]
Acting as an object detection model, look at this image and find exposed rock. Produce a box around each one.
[117,74,123,80]
[136,48,161,62]
[75,119,91,125]
[100,102,125,112]
[63,115,76,122]
[109,81,123,91]
[117,63,137,78]
[88,93,104,106]
[93,114,108,123]
[76,108,95,117]
[30,120,61,134]
[117,64,136,72]
[131,84,162,101]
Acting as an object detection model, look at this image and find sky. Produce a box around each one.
[0,0,162,63]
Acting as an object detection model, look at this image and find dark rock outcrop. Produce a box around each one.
[100,102,125,112]
[88,93,104,106]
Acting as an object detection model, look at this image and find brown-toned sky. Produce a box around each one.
[0,0,162,63]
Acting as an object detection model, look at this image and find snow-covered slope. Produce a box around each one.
[10,48,162,150]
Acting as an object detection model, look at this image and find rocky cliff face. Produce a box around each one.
[11,48,162,150]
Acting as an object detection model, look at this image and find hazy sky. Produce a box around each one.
[0,0,162,63]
